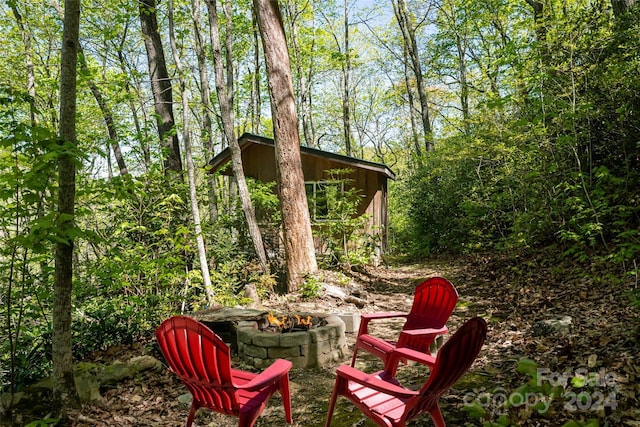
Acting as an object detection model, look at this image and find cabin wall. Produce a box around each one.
[220,139,389,258]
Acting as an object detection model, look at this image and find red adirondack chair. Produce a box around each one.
[351,276,458,376]
[155,316,293,427]
[326,316,487,427]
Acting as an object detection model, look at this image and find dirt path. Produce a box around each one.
[10,255,639,426]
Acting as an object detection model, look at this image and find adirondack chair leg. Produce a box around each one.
[324,377,343,427]
[280,378,293,423]
[429,402,446,427]
[185,403,197,427]
[350,346,359,367]
[238,412,259,427]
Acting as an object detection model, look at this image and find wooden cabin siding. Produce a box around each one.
[208,133,394,257]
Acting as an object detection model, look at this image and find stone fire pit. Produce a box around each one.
[191,308,348,369]
[236,314,347,369]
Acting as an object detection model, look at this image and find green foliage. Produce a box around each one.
[312,169,377,268]
[299,274,323,300]
[463,359,605,427]
[391,3,640,272]
[24,418,60,427]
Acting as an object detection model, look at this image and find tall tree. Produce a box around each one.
[283,0,317,147]
[9,3,37,126]
[342,0,353,156]
[191,0,219,222]
[168,0,215,305]
[319,1,354,155]
[51,0,129,177]
[253,0,318,292]
[206,0,269,273]
[139,0,183,174]
[392,0,433,152]
[52,0,80,411]
[611,0,637,17]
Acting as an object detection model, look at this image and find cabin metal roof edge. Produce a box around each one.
[207,132,396,180]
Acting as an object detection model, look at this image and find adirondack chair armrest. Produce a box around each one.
[357,311,409,335]
[237,359,293,391]
[398,325,448,340]
[336,365,419,399]
[387,346,437,368]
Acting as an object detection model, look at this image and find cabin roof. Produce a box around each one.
[208,133,396,180]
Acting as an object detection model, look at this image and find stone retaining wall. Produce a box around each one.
[236,314,347,369]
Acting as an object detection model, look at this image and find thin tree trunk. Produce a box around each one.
[139,0,183,174]
[251,15,262,134]
[51,0,129,176]
[206,0,269,273]
[168,0,215,305]
[393,0,433,152]
[283,0,314,147]
[611,0,637,16]
[191,0,219,222]
[253,0,318,292]
[53,0,80,411]
[81,51,129,176]
[10,4,37,126]
[402,42,421,157]
[342,0,353,156]
[115,40,150,170]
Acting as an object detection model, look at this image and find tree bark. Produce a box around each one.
[139,0,183,174]
[251,15,263,134]
[253,0,318,292]
[168,0,215,306]
[393,0,433,152]
[191,0,219,222]
[342,0,353,156]
[402,42,421,157]
[53,0,80,411]
[283,0,316,147]
[206,0,269,273]
[115,38,150,170]
[80,51,129,176]
[10,3,37,126]
[50,0,129,177]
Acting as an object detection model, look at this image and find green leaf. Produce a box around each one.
[462,402,487,419]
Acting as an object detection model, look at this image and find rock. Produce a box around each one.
[541,315,572,334]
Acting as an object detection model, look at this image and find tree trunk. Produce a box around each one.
[251,15,262,134]
[10,3,37,126]
[253,0,318,292]
[206,0,269,273]
[81,51,129,176]
[139,0,183,174]
[402,42,421,157]
[342,0,353,156]
[115,39,150,170]
[393,0,433,152]
[50,0,129,177]
[191,0,219,222]
[53,0,80,412]
[283,0,315,148]
[611,0,637,16]
[168,0,215,306]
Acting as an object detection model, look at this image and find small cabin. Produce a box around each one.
[208,133,395,261]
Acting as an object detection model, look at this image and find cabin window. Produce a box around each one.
[305,181,344,221]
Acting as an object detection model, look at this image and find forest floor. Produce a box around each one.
[8,253,640,426]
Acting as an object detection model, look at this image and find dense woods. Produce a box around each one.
[1,0,638,424]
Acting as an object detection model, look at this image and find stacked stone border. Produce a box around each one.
[236,314,348,369]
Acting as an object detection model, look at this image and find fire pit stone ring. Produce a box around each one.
[237,314,348,369]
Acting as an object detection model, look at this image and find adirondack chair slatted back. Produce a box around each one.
[156,316,239,415]
[405,316,487,422]
[400,277,459,352]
